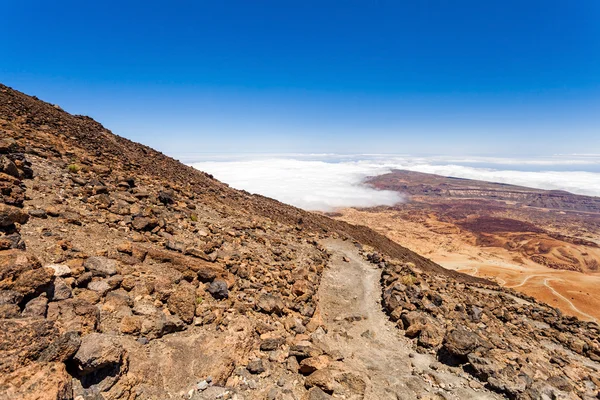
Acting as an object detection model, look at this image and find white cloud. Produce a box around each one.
[190,158,403,211]
[190,155,600,211]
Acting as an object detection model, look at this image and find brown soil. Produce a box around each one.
[334,169,600,323]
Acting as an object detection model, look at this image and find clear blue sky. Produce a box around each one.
[2,1,599,156]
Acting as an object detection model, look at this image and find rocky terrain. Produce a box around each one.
[333,170,600,322]
[1,84,599,400]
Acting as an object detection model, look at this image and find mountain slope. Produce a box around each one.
[1,84,599,400]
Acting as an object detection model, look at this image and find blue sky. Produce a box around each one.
[2,0,599,156]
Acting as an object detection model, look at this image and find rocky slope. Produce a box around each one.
[1,84,599,400]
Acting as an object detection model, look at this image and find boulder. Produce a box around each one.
[0,318,59,374]
[22,294,48,318]
[49,278,72,301]
[0,289,22,305]
[73,333,125,375]
[10,267,54,298]
[299,355,331,375]
[0,250,41,283]
[131,216,158,231]
[37,331,81,363]
[46,298,99,335]
[246,358,265,374]
[0,155,20,179]
[0,203,29,227]
[0,362,73,400]
[260,332,285,351]
[88,280,111,296]
[439,326,485,365]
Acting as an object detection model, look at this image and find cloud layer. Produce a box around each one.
[191,158,402,211]
[190,155,600,211]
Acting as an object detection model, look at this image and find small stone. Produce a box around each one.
[28,209,48,219]
[197,380,209,391]
[247,359,265,374]
[207,280,228,300]
[47,263,72,277]
[50,278,72,300]
[84,256,117,277]
[88,280,111,296]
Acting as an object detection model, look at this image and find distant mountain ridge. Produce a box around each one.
[369,169,600,214]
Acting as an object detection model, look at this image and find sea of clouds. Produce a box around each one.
[187,154,600,211]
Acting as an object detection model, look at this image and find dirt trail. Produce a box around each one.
[543,279,598,323]
[317,239,501,400]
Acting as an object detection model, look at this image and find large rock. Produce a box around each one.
[0,155,21,179]
[88,280,111,296]
[0,318,59,373]
[83,256,117,277]
[73,333,126,375]
[0,250,41,286]
[299,355,331,375]
[131,216,158,231]
[22,294,48,318]
[46,298,100,334]
[38,331,81,363]
[439,326,487,365]
[0,361,73,400]
[10,267,54,298]
[0,289,23,305]
[167,281,196,324]
[0,203,29,227]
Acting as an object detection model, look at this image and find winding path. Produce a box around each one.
[316,239,501,399]
[543,278,598,323]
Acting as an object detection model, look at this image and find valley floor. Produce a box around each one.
[334,208,600,323]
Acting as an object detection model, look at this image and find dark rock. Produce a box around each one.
[22,294,48,317]
[49,278,72,301]
[0,155,20,179]
[207,280,228,300]
[307,386,332,399]
[131,216,159,231]
[247,359,265,374]
[38,331,81,362]
[439,326,485,365]
[73,333,125,375]
[76,271,93,287]
[28,209,48,219]
[158,191,174,205]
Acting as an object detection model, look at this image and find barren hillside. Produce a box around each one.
[1,85,599,400]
